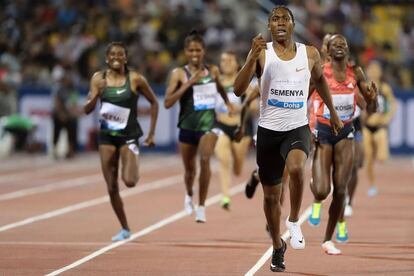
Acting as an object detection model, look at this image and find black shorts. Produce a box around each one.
[178,128,206,146]
[256,124,311,185]
[99,132,139,149]
[316,122,354,145]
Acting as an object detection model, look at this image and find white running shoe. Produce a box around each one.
[184,194,194,215]
[344,205,353,217]
[322,240,341,255]
[195,206,206,223]
[285,217,305,249]
[367,186,378,197]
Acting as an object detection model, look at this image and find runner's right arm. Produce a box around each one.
[164,68,201,109]
[84,72,105,115]
[234,34,266,97]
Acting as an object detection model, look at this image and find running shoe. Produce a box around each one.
[221,196,231,210]
[184,194,194,215]
[245,170,259,199]
[322,240,341,255]
[286,217,305,249]
[344,204,353,217]
[111,229,131,242]
[335,221,349,243]
[308,202,322,226]
[195,206,206,223]
[367,186,378,197]
[270,239,287,272]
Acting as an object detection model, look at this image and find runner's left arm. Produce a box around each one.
[211,65,236,115]
[308,46,343,135]
[133,72,159,147]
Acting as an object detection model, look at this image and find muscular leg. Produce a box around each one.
[363,128,375,186]
[99,145,129,231]
[280,167,289,206]
[348,139,363,206]
[324,139,353,242]
[179,142,198,197]
[232,136,251,175]
[214,134,232,198]
[120,143,140,188]
[285,149,308,222]
[374,128,389,163]
[263,184,283,249]
[198,132,218,206]
[310,144,333,203]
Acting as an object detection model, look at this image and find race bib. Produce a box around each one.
[99,102,130,130]
[267,88,305,109]
[323,94,354,121]
[193,82,217,111]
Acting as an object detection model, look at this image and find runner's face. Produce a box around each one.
[185,41,205,66]
[268,8,294,42]
[220,53,238,75]
[106,46,127,70]
[329,36,348,60]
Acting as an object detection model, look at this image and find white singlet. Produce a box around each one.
[259,42,311,131]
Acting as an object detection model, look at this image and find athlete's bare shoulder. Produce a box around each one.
[305,45,321,62]
[91,70,104,80]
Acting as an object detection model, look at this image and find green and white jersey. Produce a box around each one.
[99,72,143,137]
[178,65,217,132]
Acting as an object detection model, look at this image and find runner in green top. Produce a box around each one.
[84,41,159,242]
[164,30,235,223]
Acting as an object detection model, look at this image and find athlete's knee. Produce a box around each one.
[263,192,280,207]
[287,164,304,180]
[333,185,347,199]
[313,185,330,201]
[123,174,138,188]
[184,166,196,180]
[199,153,212,166]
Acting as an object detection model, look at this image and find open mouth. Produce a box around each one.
[111,60,122,66]
[276,29,287,35]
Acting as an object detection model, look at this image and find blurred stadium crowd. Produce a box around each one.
[0,0,413,152]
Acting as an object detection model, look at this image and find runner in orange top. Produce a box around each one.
[308,34,377,255]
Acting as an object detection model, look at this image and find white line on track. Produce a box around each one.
[0,156,179,201]
[244,206,312,276]
[45,182,246,276]
[0,174,183,233]
[0,154,177,184]
[0,174,100,201]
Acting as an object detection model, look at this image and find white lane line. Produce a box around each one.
[0,174,100,201]
[0,157,179,201]
[45,183,246,276]
[0,155,177,184]
[0,175,182,233]
[244,206,312,276]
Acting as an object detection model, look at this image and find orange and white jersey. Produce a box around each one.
[315,63,358,126]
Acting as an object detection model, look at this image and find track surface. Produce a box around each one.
[0,153,413,275]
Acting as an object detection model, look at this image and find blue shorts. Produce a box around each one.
[315,122,354,145]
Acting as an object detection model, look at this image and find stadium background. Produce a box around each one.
[1,0,413,156]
